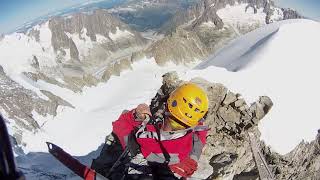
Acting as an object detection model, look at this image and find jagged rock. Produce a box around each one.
[23,72,83,93]
[0,71,72,134]
[157,0,302,65]
[62,73,99,91]
[150,71,183,115]
[147,28,208,65]
[40,90,74,111]
[0,65,5,75]
[82,74,99,87]
[261,130,320,179]
[151,72,273,179]
[282,8,304,20]
[218,106,241,124]
[191,0,224,29]
[131,51,146,63]
[69,38,79,61]
[101,58,133,80]
[48,9,145,52]
[102,68,112,81]
[151,71,320,179]
[234,99,246,108]
[223,92,237,106]
[31,55,40,69]
[28,29,40,42]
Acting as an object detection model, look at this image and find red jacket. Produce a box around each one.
[112,110,207,164]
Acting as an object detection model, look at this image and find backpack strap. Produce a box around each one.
[153,123,171,165]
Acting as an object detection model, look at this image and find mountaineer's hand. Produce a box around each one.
[135,104,151,121]
[169,158,198,178]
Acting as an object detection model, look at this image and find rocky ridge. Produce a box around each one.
[154,72,319,179]
[164,0,303,31]
[0,65,73,144]
[141,0,302,66]
[150,0,304,64]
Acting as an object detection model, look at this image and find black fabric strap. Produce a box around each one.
[153,123,171,164]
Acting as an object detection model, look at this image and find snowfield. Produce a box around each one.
[217,3,267,27]
[21,58,196,156]
[2,18,320,179]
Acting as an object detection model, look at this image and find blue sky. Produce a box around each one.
[0,0,90,34]
[275,0,320,20]
[0,0,319,35]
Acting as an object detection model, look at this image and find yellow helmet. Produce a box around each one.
[167,83,209,128]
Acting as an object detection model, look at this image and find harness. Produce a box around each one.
[135,115,209,164]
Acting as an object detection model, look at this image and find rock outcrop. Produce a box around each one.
[146,28,208,65]
[152,72,319,179]
[0,67,73,133]
[48,9,145,52]
[153,0,303,66]
[161,0,302,34]
[261,131,320,179]
[282,8,304,20]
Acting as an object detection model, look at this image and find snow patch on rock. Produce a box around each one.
[270,7,284,23]
[109,27,134,41]
[65,28,93,60]
[201,21,216,27]
[217,3,266,27]
[20,57,195,155]
[0,25,56,78]
[96,34,110,43]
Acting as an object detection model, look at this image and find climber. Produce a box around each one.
[91,82,209,179]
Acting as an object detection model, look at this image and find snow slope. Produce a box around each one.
[0,22,56,77]
[21,58,195,155]
[194,19,320,154]
[16,58,200,179]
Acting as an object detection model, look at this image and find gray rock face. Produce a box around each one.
[101,57,132,81]
[155,0,302,65]
[146,28,208,65]
[0,65,5,75]
[191,0,224,29]
[163,0,301,32]
[48,9,145,52]
[282,8,304,20]
[27,29,40,42]
[152,72,319,179]
[0,71,73,133]
[262,131,320,180]
[31,55,40,69]
[69,38,79,60]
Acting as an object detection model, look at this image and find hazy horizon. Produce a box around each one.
[0,0,319,35]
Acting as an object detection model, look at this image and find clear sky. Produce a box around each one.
[0,0,319,35]
[0,0,90,34]
[275,0,320,20]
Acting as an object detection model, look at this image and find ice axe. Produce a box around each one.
[46,142,109,180]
